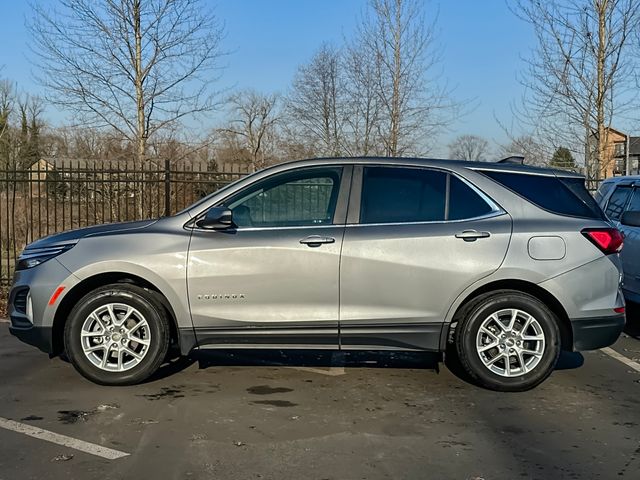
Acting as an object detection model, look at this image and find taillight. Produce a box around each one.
[581,228,624,254]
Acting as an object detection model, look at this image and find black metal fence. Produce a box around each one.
[0,160,250,285]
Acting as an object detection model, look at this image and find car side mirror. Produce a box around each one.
[196,207,233,230]
[620,211,640,228]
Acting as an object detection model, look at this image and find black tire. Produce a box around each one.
[455,290,560,392]
[64,283,170,386]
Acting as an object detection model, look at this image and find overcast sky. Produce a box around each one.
[0,0,538,157]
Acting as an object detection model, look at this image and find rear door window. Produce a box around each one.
[605,186,632,220]
[360,167,446,223]
[481,170,605,220]
[359,166,494,224]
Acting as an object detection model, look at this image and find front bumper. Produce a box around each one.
[9,324,53,354]
[570,314,625,351]
[7,258,79,355]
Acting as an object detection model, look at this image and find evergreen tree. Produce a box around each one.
[550,147,576,169]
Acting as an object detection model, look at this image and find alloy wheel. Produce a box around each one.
[475,308,546,377]
[80,303,151,372]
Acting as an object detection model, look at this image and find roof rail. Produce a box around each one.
[497,156,525,165]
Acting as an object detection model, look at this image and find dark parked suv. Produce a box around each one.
[9,157,625,391]
[596,176,640,304]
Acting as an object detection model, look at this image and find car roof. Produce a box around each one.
[600,175,640,185]
[269,156,584,179]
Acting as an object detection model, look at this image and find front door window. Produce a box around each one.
[224,167,343,228]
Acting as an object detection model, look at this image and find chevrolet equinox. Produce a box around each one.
[8,157,626,391]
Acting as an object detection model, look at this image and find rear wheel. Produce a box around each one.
[64,284,170,385]
[455,290,560,391]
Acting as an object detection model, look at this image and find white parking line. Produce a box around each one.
[601,347,640,373]
[0,417,130,460]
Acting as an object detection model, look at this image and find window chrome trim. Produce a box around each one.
[454,172,503,214]
[215,224,347,233]
[190,211,506,232]
[471,167,582,178]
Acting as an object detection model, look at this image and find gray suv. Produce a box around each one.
[8,158,626,391]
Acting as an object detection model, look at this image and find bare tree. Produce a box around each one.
[274,123,317,162]
[357,0,457,156]
[343,37,382,156]
[23,96,45,167]
[222,90,280,171]
[29,0,225,162]
[0,80,14,167]
[286,44,346,157]
[448,134,490,161]
[513,0,640,182]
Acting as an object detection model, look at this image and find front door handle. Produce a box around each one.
[455,230,491,241]
[300,235,335,247]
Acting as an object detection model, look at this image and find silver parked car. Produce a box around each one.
[596,176,640,304]
[8,158,625,391]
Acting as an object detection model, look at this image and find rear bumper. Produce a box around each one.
[9,324,53,354]
[570,314,625,351]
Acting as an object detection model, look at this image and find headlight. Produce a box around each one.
[16,242,77,270]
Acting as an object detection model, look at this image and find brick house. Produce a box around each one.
[593,127,640,179]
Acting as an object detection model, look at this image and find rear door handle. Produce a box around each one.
[455,230,491,241]
[300,235,335,247]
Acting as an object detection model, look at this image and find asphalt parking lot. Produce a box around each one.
[0,317,639,480]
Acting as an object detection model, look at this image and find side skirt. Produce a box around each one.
[182,325,339,352]
[179,322,445,354]
[340,322,444,352]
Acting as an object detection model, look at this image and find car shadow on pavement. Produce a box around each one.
[555,351,584,370]
[144,345,584,385]
[193,349,441,371]
[145,355,198,382]
[442,346,584,388]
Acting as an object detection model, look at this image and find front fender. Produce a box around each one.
[65,260,192,330]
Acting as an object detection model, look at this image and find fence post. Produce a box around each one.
[164,159,171,217]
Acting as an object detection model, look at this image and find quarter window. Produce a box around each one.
[449,175,495,220]
[605,186,632,220]
[359,166,494,224]
[224,167,342,228]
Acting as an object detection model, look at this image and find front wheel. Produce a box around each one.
[64,284,170,385]
[455,291,560,392]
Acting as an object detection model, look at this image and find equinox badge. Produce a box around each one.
[197,293,246,300]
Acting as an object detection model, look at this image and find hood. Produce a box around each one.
[26,219,159,250]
